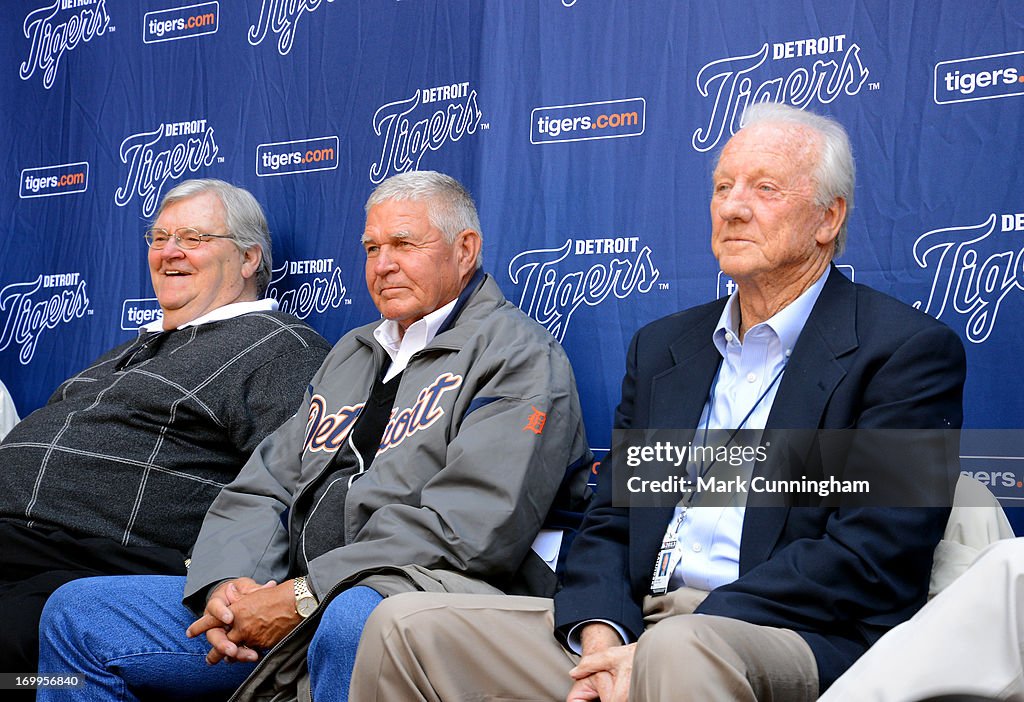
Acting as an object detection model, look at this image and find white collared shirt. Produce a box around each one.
[666,266,830,590]
[372,298,459,383]
[140,298,280,333]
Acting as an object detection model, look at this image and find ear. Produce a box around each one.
[455,229,482,276]
[241,245,262,281]
[815,197,846,248]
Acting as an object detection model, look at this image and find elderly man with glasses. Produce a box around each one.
[0,179,330,674]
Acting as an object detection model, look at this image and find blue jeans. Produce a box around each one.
[37,575,383,702]
[309,585,383,702]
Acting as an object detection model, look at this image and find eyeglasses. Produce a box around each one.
[144,227,234,250]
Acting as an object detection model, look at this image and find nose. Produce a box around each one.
[373,247,399,275]
[716,186,753,222]
[158,236,186,259]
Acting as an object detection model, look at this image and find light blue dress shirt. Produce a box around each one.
[665,267,830,590]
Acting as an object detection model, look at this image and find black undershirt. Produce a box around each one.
[297,366,403,564]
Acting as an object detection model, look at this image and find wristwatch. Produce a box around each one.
[293,576,319,618]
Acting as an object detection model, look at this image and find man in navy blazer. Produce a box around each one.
[347,103,966,702]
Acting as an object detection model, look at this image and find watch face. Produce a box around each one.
[297,597,317,618]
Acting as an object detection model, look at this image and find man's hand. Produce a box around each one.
[185,577,277,665]
[221,579,303,651]
[566,623,635,702]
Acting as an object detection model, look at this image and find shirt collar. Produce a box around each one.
[372,297,460,361]
[140,298,279,334]
[713,266,830,356]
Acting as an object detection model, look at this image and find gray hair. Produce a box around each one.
[365,171,483,268]
[154,179,273,294]
[731,102,855,257]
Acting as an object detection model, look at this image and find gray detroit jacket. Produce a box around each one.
[183,273,591,699]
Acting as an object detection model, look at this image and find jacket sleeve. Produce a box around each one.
[303,334,590,598]
[182,384,312,610]
[554,329,646,641]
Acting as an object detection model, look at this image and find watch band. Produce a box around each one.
[293,575,319,618]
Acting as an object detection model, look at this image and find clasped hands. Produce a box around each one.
[567,622,637,702]
[185,577,302,665]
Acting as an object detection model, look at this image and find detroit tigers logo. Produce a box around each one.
[523,406,547,435]
[377,372,463,456]
[303,394,364,454]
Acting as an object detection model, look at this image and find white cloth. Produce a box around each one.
[930,474,1016,598]
[821,478,1017,701]
[141,298,279,332]
[0,379,19,440]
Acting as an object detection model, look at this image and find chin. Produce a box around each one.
[380,306,411,323]
[717,260,751,278]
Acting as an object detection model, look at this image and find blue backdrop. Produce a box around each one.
[2,0,1022,520]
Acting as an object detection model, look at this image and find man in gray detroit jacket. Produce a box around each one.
[0,179,330,672]
[37,171,591,702]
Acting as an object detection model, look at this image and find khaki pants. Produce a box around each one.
[349,587,817,701]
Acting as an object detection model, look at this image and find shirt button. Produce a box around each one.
[691,543,702,553]
[746,372,757,383]
[725,332,734,343]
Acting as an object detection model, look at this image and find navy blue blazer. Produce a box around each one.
[554,268,966,690]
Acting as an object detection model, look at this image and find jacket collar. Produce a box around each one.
[436,267,488,336]
[764,264,859,430]
[354,269,501,353]
[649,303,725,430]
[655,264,859,431]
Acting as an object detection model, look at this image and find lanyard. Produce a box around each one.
[694,358,788,481]
[652,353,789,595]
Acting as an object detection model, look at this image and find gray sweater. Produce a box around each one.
[0,310,330,555]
